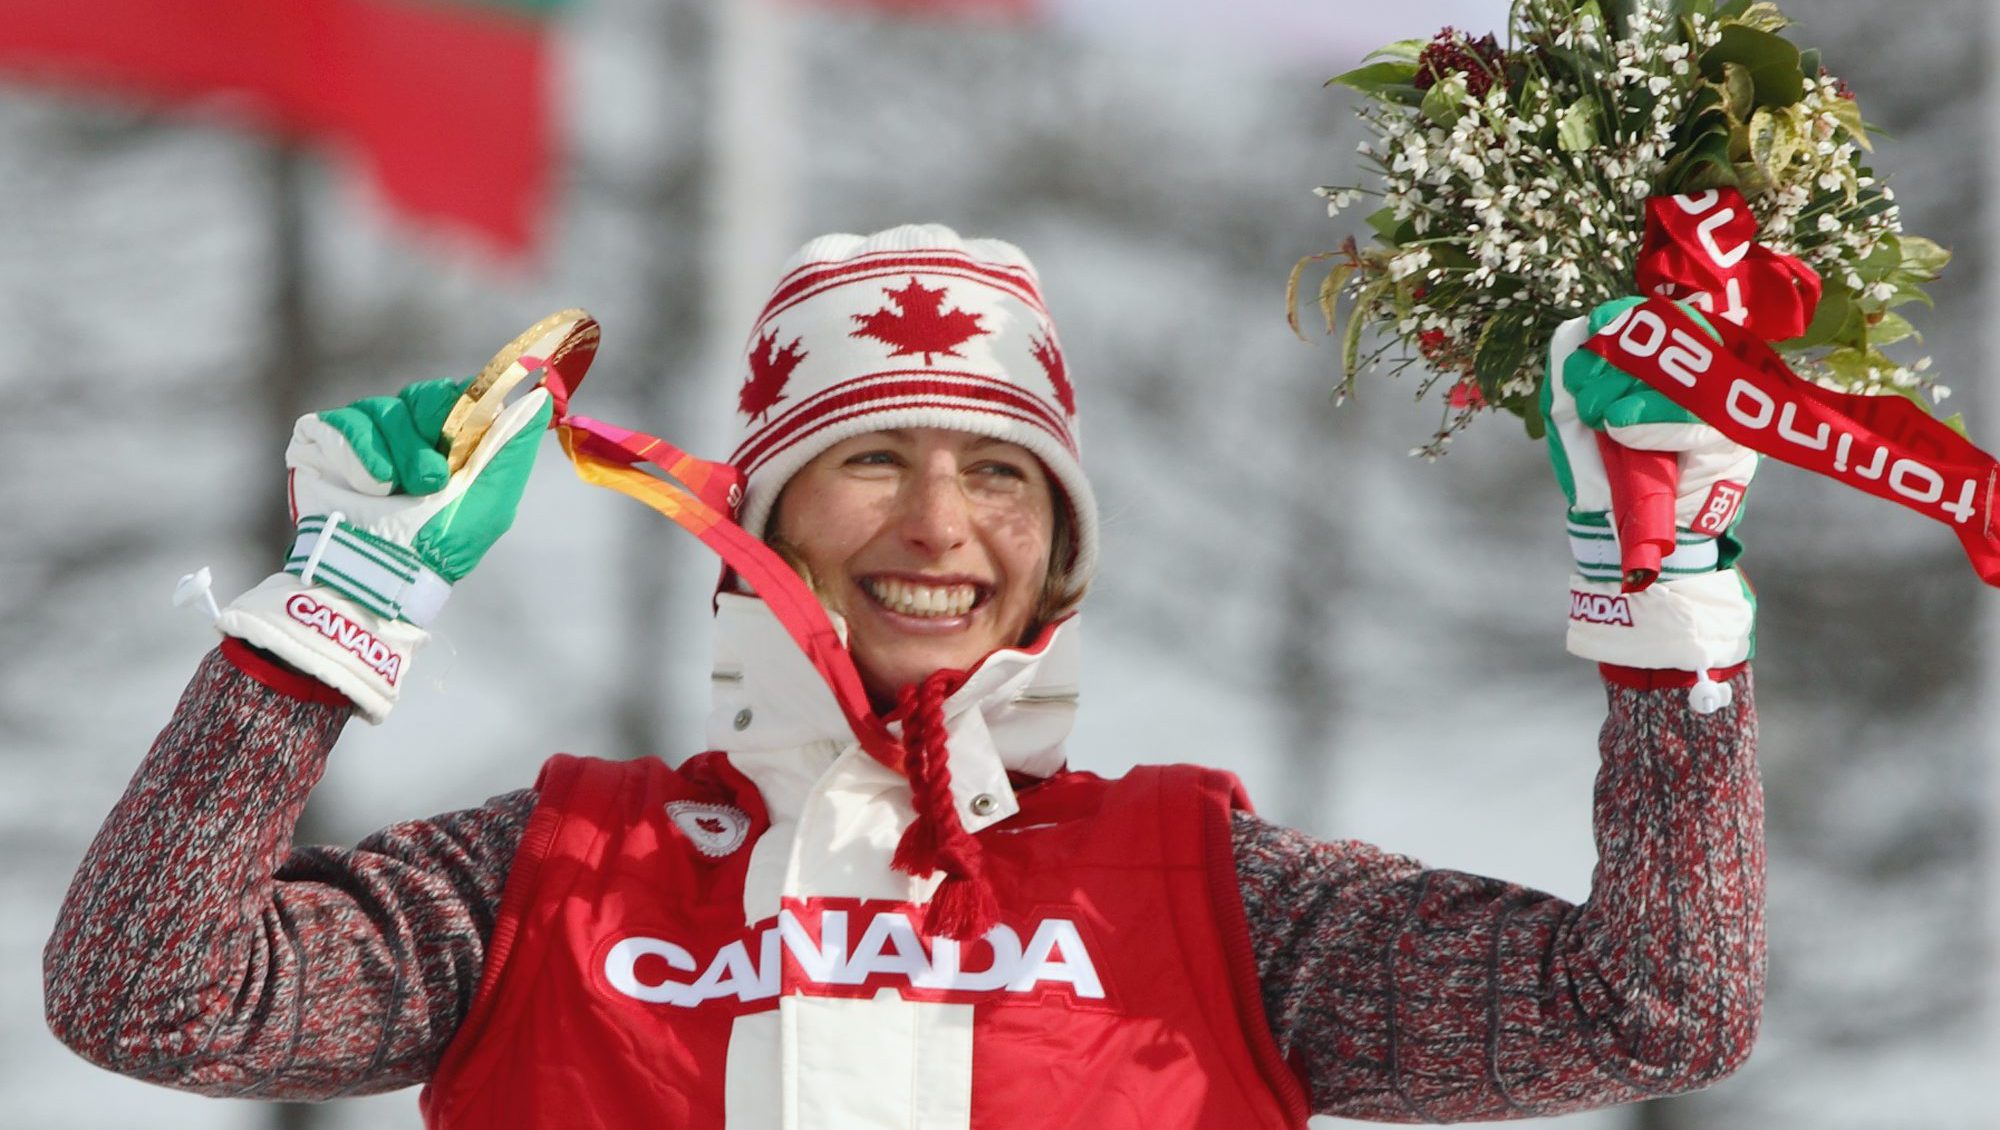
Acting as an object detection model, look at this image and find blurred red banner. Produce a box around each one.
[0,0,561,252]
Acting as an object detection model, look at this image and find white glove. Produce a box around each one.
[1543,303,1758,712]
[217,378,551,722]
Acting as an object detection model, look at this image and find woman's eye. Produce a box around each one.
[971,461,1028,483]
[846,450,899,467]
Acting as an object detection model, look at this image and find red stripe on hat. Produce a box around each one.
[737,369,1072,462]
[756,254,1046,331]
[738,400,1067,483]
[753,369,1074,457]
[732,371,1075,472]
[769,249,1041,303]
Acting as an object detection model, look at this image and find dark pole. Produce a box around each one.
[256,137,328,1130]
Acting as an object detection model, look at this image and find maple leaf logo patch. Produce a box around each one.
[740,327,807,422]
[1030,330,1075,416]
[850,277,989,366]
[665,801,752,858]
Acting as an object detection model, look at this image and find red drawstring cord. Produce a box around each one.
[885,669,998,942]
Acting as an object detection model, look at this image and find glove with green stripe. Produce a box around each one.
[1544,299,1757,712]
[217,377,552,722]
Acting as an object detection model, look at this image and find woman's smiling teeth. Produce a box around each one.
[862,577,980,619]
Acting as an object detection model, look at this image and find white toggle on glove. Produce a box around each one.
[1543,300,1759,713]
[217,377,551,722]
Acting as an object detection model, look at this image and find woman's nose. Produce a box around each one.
[898,467,971,555]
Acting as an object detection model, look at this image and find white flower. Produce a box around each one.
[1388,248,1433,281]
[1817,214,1841,234]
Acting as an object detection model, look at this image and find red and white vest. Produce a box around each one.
[422,595,1306,1128]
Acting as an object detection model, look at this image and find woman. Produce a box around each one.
[44,226,1764,1126]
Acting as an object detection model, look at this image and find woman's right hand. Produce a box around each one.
[213,377,553,723]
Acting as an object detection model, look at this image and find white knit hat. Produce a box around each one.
[727,223,1098,589]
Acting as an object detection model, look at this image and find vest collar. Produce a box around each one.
[706,593,1079,830]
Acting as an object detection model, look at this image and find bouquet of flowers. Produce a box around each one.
[1293,0,1951,457]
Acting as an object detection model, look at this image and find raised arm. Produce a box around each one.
[47,365,559,1096]
[1236,665,1762,1120]
[44,643,537,1098]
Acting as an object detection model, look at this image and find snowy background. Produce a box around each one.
[2,1,1994,1128]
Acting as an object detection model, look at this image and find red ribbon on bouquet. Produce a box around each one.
[1593,188,1826,590]
[1585,227,2000,585]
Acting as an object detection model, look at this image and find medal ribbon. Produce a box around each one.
[536,359,904,772]
[538,358,1003,939]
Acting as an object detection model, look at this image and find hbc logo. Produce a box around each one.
[1693,481,1747,537]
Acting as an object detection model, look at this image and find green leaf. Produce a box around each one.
[1731,2,1791,32]
[1364,38,1429,64]
[1344,281,1383,376]
[1899,236,1952,278]
[1867,311,1916,348]
[1721,62,1756,121]
[1420,73,1467,127]
[1825,94,1871,150]
[1885,283,1935,311]
[1557,98,1600,152]
[1821,347,1879,384]
[1661,124,1738,192]
[1855,235,1903,286]
[1317,263,1357,337]
[1798,47,1822,77]
[1747,106,1803,185]
[1330,59,1423,95]
[1941,412,1968,437]
[1703,25,1805,106]
[1521,386,1548,441]
[1603,0,1641,40]
[1474,315,1533,397]
[1780,287,1856,350]
[1285,253,1333,341]
[1714,0,1753,18]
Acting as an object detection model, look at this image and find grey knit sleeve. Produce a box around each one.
[45,646,537,1099]
[1232,670,1763,1120]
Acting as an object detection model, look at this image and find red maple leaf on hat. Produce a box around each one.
[850,277,988,366]
[695,816,727,835]
[740,327,807,422]
[1029,331,1075,416]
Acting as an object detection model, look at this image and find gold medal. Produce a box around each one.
[442,308,601,473]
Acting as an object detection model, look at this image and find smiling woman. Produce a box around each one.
[769,429,1057,705]
[46,223,1766,1130]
